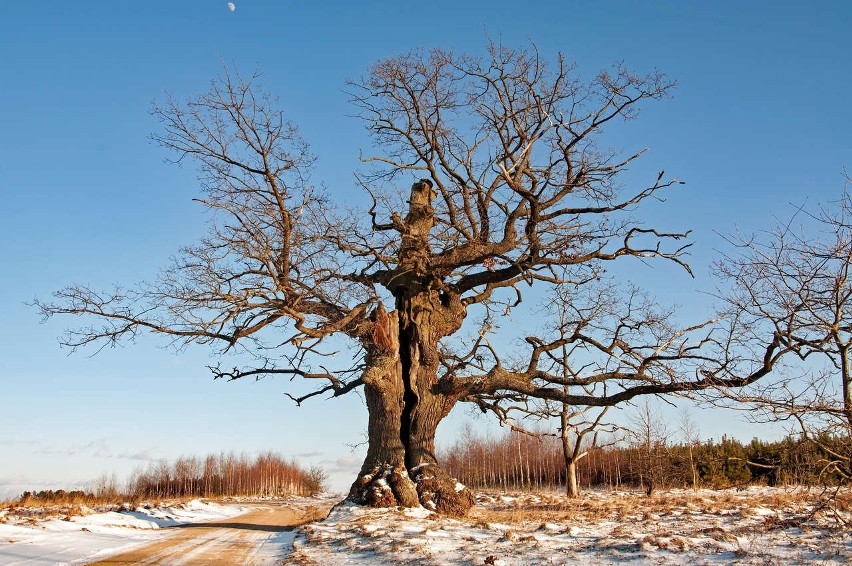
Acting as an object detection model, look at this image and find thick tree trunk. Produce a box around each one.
[347,308,419,508]
[347,300,473,516]
[347,348,474,515]
[406,387,474,516]
[348,179,474,516]
[347,378,420,508]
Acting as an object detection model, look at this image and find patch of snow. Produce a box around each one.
[568,525,583,536]
[400,525,427,534]
[403,506,433,519]
[0,500,246,565]
[252,528,297,563]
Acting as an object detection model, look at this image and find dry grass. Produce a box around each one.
[0,494,204,525]
[2,493,117,524]
[469,486,847,529]
[289,487,852,565]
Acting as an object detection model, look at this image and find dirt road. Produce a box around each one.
[87,503,331,566]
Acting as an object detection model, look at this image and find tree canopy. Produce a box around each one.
[37,44,792,514]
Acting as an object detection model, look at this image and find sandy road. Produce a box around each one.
[87,503,332,566]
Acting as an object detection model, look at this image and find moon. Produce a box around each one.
[227,2,235,11]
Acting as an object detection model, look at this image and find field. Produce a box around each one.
[0,488,849,565]
[291,487,852,565]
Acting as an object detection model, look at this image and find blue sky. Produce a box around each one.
[1,1,850,497]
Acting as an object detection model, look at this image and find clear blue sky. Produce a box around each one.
[1,1,850,497]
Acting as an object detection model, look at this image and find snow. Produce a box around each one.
[0,499,245,565]
[290,487,852,565]
[2,488,850,565]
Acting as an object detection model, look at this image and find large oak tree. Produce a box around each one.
[38,45,786,515]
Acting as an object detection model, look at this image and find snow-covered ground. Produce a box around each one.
[2,488,849,565]
[291,487,851,565]
[0,499,246,565]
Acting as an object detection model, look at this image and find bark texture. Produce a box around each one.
[348,181,474,515]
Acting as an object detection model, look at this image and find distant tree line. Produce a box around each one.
[12,452,324,505]
[128,452,325,499]
[441,429,850,494]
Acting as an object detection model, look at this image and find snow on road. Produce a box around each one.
[0,499,246,565]
[85,502,331,565]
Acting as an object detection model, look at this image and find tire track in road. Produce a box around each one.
[87,503,331,565]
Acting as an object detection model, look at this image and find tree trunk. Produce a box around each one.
[840,344,852,431]
[347,298,473,515]
[560,407,581,498]
[566,460,579,498]
[688,443,698,490]
[347,365,420,509]
[348,179,474,516]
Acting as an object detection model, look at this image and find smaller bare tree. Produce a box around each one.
[627,399,671,496]
[719,180,852,486]
[469,281,718,497]
[484,395,618,498]
[678,408,700,490]
[559,404,620,498]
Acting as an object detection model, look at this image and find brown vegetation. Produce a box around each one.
[442,428,851,494]
[0,451,324,521]
[0,490,122,525]
[128,451,324,499]
[470,487,850,528]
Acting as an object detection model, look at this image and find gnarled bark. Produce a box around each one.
[348,195,474,515]
[348,293,474,515]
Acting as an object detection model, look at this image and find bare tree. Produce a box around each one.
[678,408,701,490]
[718,182,852,484]
[471,385,616,499]
[37,44,788,515]
[469,282,675,499]
[560,406,615,497]
[627,399,671,496]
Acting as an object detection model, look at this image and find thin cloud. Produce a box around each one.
[112,448,160,461]
[295,450,323,458]
[320,455,361,474]
[31,438,161,461]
